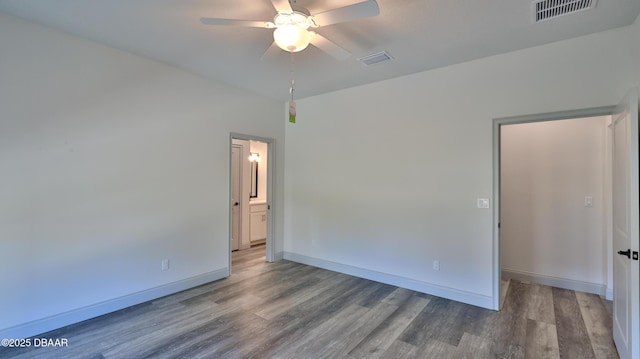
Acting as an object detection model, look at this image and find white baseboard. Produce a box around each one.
[502,268,606,296]
[605,288,613,301]
[0,268,229,339]
[273,251,284,261]
[283,252,493,310]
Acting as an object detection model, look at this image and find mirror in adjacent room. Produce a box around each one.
[249,152,259,198]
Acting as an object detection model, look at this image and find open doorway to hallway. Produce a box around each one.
[230,135,273,273]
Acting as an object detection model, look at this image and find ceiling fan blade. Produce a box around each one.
[200,18,274,28]
[311,0,379,27]
[270,0,293,14]
[309,33,351,60]
[260,42,282,61]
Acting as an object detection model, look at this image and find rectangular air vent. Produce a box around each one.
[358,51,393,66]
[532,0,597,23]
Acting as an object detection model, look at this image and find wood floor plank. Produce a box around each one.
[216,312,302,359]
[457,302,498,339]
[6,301,217,359]
[524,319,560,359]
[102,294,264,358]
[326,302,402,358]
[381,287,415,306]
[357,282,397,308]
[601,295,614,318]
[240,276,374,359]
[485,280,530,358]
[553,287,597,359]
[163,312,272,359]
[527,283,556,325]
[141,311,267,359]
[398,295,470,347]
[348,294,430,359]
[454,332,493,359]
[181,262,315,307]
[413,338,458,358]
[501,279,511,309]
[432,300,473,346]
[575,291,619,359]
[254,271,350,320]
[273,303,370,358]
[379,340,418,359]
[11,300,211,359]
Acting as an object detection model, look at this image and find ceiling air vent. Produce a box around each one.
[358,51,393,66]
[532,0,597,23]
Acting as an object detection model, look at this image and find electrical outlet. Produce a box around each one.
[161,259,170,271]
[433,260,440,271]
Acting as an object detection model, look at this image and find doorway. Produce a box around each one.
[229,134,275,274]
[500,115,611,297]
[492,106,616,310]
[492,98,640,358]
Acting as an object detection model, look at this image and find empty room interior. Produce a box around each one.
[1,0,640,358]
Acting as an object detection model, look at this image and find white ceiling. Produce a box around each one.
[1,0,638,101]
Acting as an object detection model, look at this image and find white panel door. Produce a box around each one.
[231,145,242,251]
[612,89,639,359]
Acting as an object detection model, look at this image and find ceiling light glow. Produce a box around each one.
[272,12,313,52]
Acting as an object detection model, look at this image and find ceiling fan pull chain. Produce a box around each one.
[289,51,296,123]
[290,51,295,100]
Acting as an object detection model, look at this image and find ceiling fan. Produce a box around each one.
[200,0,380,60]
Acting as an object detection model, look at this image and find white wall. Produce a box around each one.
[284,16,640,308]
[0,13,285,337]
[501,116,608,294]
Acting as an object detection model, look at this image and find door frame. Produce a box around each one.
[611,89,640,359]
[491,105,615,310]
[231,143,243,251]
[229,133,277,272]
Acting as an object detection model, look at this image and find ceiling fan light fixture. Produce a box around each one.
[274,24,311,52]
[274,12,311,29]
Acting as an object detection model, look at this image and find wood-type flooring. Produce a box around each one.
[0,245,618,358]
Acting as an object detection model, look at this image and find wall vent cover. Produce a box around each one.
[358,51,393,66]
[532,0,597,22]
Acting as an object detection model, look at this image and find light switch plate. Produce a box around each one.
[584,196,593,207]
[477,198,490,209]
